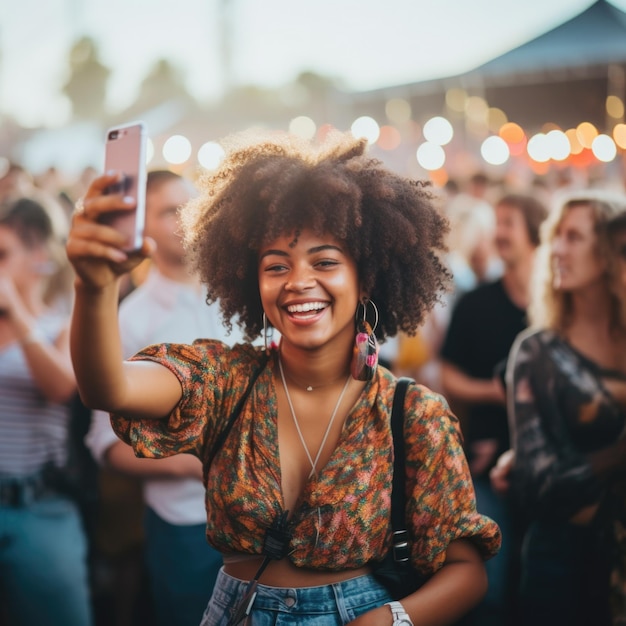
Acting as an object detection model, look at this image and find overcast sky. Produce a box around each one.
[2,0,625,127]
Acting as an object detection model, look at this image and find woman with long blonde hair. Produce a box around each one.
[506,190,626,626]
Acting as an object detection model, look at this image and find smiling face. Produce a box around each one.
[551,204,606,292]
[258,229,361,353]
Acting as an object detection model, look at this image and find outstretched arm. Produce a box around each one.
[67,173,181,418]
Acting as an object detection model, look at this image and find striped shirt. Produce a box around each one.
[0,313,70,477]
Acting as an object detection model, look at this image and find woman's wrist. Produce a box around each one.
[74,276,119,295]
[19,325,46,346]
[74,279,121,313]
[13,312,41,346]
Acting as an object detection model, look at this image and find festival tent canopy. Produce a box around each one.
[462,0,626,84]
[349,0,626,132]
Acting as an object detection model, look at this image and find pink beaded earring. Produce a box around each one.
[351,299,380,381]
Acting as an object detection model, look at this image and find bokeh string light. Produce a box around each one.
[146,90,626,181]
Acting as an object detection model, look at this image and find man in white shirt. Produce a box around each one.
[86,170,245,626]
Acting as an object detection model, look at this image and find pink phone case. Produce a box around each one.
[101,121,147,251]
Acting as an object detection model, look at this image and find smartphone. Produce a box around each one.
[100,121,147,251]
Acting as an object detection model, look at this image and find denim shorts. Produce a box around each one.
[200,568,393,625]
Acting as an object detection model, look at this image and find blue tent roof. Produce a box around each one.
[467,0,626,79]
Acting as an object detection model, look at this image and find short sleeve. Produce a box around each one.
[405,385,501,575]
[110,340,232,460]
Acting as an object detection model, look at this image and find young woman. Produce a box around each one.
[0,196,92,626]
[67,132,500,626]
[506,190,626,626]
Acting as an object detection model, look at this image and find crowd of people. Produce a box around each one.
[0,134,625,626]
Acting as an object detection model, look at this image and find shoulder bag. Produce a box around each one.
[372,377,427,600]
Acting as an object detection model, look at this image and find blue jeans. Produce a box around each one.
[144,506,222,626]
[0,494,93,626]
[200,569,393,625]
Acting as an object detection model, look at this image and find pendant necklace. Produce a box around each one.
[278,357,351,479]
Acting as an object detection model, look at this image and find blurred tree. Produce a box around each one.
[292,71,342,127]
[295,71,338,97]
[128,59,193,114]
[63,37,110,120]
[221,84,283,118]
[218,71,339,122]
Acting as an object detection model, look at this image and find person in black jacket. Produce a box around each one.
[441,193,548,626]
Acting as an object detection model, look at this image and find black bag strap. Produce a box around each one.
[206,353,268,467]
[389,377,413,562]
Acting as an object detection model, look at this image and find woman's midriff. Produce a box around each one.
[223,556,373,587]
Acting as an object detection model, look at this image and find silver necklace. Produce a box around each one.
[278,358,351,479]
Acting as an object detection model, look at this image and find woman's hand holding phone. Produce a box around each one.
[101,121,147,251]
[66,172,154,291]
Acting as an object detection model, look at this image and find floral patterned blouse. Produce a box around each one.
[111,340,500,575]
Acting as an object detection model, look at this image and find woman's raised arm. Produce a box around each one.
[67,172,181,418]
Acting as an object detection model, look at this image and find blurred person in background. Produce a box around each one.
[67,167,99,207]
[0,164,34,202]
[443,178,460,201]
[506,190,626,626]
[466,172,491,201]
[445,193,502,290]
[395,193,501,394]
[34,166,76,216]
[606,207,626,624]
[0,196,92,626]
[86,170,247,626]
[440,193,548,626]
[0,163,74,313]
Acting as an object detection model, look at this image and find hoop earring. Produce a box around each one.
[357,298,379,333]
[351,299,380,381]
[263,312,275,355]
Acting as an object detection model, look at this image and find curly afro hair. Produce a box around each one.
[181,131,451,341]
